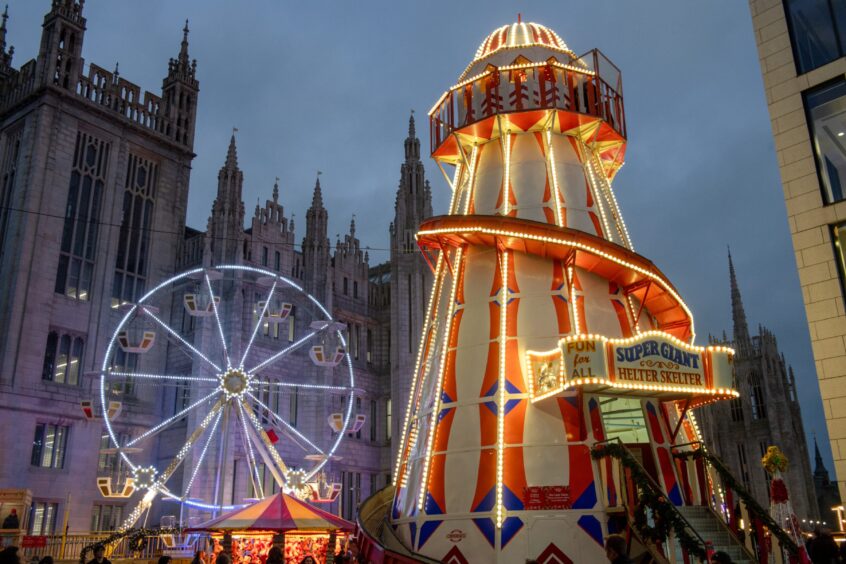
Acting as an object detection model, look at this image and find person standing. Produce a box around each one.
[86,545,111,564]
[604,535,632,564]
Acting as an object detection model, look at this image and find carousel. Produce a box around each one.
[188,492,354,564]
[353,16,799,564]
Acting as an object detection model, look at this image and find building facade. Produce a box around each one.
[699,252,818,521]
[748,0,846,496]
[0,1,430,532]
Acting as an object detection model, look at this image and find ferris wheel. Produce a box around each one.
[96,265,355,529]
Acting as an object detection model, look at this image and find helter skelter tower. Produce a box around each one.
[388,19,739,562]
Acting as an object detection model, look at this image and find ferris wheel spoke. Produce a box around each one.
[106,371,217,383]
[246,391,324,454]
[251,380,350,392]
[205,273,231,368]
[182,408,224,499]
[142,306,222,372]
[248,330,319,374]
[127,389,221,447]
[236,401,265,498]
[240,277,279,368]
[239,398,290,489]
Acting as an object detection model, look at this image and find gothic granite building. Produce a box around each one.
[699,252,819,521]
[0,1,431,532]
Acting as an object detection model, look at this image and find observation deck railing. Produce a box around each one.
[429,49,625,154]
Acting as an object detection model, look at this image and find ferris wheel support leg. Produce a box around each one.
[240,399,289,489]
[212,405,230,518]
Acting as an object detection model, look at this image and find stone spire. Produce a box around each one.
[303,173,329,301]
[166,19,197,84]
[272,177,279,203]
[728,248,750,352]
[225,130,238,170]
[350,214,356,238]
[311,174,324,208]
[404,110,421,162]
[0,5,13,69]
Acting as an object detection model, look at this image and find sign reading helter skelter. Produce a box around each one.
[378,17,740,564]
[528,332,735,404]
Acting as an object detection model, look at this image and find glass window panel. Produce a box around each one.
[90,505,101,532]
[43,503,55,533]
[55,336,70,383]
[786,0,843,74]
[31,424,44,466]
[805,79,846,203]
[42,332,58,381]
[53,424,67,468]
[598,397,650,444]
[41,425,55,468]
[30,505,44,535]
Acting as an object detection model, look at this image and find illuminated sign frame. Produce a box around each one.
[526,331,737,405]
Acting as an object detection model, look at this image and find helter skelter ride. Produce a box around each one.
[357,18,745,563]
[96,265,355,529]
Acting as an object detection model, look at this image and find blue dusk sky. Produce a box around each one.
[7,2,835,474]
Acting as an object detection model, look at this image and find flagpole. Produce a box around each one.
[59,492,71,558]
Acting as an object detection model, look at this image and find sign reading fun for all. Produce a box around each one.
[526,331,736,402]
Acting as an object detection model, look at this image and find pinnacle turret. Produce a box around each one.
[272,177,279,203]
[225,131,238,170]
[404,110,421,162]
[166,18,197,85]
[0,5,13,69]
[728,248,750,350]
[311,175,324,209]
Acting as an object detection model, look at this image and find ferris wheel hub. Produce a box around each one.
[218,367,253,400]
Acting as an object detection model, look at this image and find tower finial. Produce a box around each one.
[728,246,750,348]
[273,176,279,202]
[181,19,190,60]
[225,128,238,169]
[350,214,356,237]
[0,5,11,65]
[408,110,416,138]
[517,12,522,23]
[311,172,324,208]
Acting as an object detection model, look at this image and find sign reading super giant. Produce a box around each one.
[528,331,736,403]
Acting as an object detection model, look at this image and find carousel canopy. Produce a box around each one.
[188,492,354,533]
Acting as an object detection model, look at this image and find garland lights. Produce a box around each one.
[79,527,183,564]
[591,443,707,560]
[673,448,798,556]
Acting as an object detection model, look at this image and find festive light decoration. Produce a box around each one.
[495,249,508,528]
[393,255,445,486]
[418,247,464,510]
[99,264,355,524]
[416,223,698,341]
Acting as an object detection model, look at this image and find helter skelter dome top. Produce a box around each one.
[459,19,579,81]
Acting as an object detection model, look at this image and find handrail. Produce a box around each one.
[671,441,799,556]
[592,438,708,561]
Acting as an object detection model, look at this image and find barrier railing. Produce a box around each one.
[429,48,625,154]
[672,441,796,564]
[592,438,708,563]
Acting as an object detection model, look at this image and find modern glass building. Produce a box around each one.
[749,0,846,497]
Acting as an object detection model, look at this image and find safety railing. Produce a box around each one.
[429,48,625,154]
[672,441,797,564]
[3,530,204,562]
[592,438,709,563]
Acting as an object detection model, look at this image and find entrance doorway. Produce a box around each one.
[598,397,658,482]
